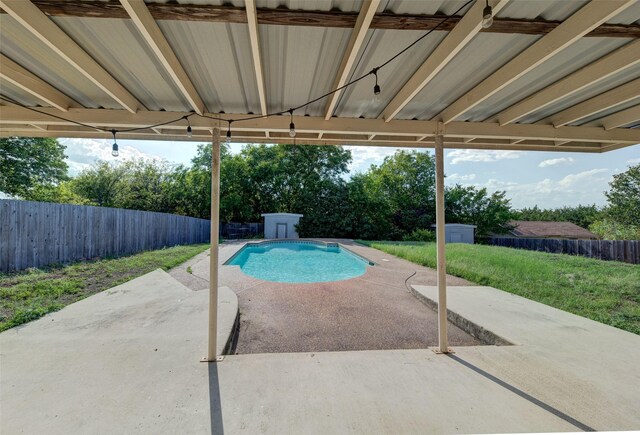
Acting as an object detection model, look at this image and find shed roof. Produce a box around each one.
[509,221,599,239]
[1,0,639,153]
[261,213,303,217]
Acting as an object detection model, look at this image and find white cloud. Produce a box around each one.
[476,168,611,208]
[60,138,163,176]
[448,149,521,164]
[627,157,640,166]
[343,146,424,173]
[538,157,574,168]
[447,173,476,182]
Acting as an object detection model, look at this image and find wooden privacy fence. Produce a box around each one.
[489,237,639,264]
[0,200,211,272]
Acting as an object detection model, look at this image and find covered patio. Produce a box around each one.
[1,0,640,432]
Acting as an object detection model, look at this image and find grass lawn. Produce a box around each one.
[358,241,640,335]
[0,244,209,332]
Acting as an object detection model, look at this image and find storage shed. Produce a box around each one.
[432,224,476,244]
[261,213,303,239]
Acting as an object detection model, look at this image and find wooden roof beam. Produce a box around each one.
[1,106,639,145]
[497,40,640,125]
[120,0,205,115]
[245,0,268,116]
[546,77,640,127]
[3,1,639,38]
[381,0,510,122]
[0,0,141,113]
[439,0,636,124]
[0,54,78,111]
[324,0,380,120]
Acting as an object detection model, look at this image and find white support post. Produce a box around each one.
[204,128,222,362]
[435,131,449,354]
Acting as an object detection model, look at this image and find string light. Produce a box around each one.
[482,0,493,29]
[289,109,296,138]
[372,68,381,95]
[111,129,119,157]
[186,116,192,138]
[0,0,473,152]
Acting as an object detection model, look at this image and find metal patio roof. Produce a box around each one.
[1,0,640,152]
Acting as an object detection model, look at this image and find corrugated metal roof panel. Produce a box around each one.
[146,0,244,6]
[518,64,640,124]
[385,0,470,15]
[257,0,363,12]
[158,20,261,114]
[495,0,588,21]
[0,79,43,107]
[393,33,540,121]
[332,28,448,119]
[607,0,640,25]
[51,17,191,112]
[261,24,351,116]
[464,37,633,122]
[574,96,640,126]
[0,15,114,109]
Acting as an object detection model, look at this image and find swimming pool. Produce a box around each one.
[225,241,373,283]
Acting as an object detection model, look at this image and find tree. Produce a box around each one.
[70,161,129,207]
[360,150,437,239]
[445,185,514,236]
[513,204,602,229]
[0,137,68,198]
[605,163,640,226]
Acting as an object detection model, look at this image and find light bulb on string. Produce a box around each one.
[373,68,381,96]
[482,0,493,29]
[111,129,119,157]
[226,122,232,145]
[186,116,192,138]
[289,109,296,138]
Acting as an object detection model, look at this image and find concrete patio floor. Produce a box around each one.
[2,241,639,433]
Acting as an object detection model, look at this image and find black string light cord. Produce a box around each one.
[0,0,475,142]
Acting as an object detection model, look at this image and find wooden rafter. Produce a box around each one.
[546,78,640,127]
[439,0,636,124]
[1,106,638,147]
[0,54,77,111]
[0,0,141,113]
[2,0,639,38]
[120,0,205,115]
[245,0,268,116]
[497,40,640,125]
[324,0,380,120]
[587,105,640,130]
[381,0,510,122]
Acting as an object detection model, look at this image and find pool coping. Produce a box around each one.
[222,239,375,266]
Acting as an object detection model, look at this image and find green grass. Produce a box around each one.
[358,241,640,335]
[0,244,209,332]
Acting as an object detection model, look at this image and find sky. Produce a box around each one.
[60,137,640,210]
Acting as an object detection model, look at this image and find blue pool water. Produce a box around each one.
[226,241,371,283]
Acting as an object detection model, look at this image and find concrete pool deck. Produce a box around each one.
[171,240,480,353]
[2,241,640,433]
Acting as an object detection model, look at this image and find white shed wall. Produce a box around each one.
[262,213,303,239]
[433,224,476,244]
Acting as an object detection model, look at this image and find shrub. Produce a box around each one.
[402,228,436,242]
[589,219,640,240]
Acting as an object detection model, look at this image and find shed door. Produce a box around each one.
[451,232,463,243]
[276,223,288,239]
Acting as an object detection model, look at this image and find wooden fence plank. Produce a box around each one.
[0,200,210,272]
[489,236,639,264]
